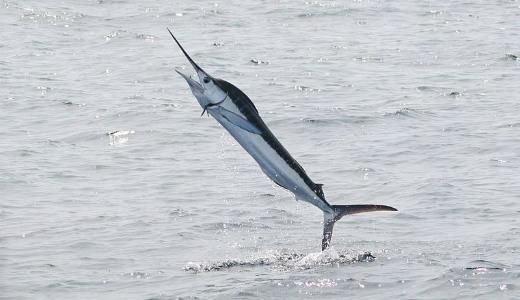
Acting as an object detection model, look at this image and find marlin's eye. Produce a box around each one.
[203,77,210,84]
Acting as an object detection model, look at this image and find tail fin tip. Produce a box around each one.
[333,204,397,216]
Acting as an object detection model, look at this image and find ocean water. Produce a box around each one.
[1,0,520,299]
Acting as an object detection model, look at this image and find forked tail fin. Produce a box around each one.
[322,204,397,251]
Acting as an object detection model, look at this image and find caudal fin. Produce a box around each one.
[322,204,397,251]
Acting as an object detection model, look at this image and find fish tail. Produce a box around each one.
[322,204,397,251]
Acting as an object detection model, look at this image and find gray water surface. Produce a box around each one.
[1,0,520,299]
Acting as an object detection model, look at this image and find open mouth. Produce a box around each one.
[175,69,204,94]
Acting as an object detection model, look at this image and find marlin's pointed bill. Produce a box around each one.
[167,27,208,82]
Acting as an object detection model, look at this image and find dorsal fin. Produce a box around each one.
[313,183,325,201]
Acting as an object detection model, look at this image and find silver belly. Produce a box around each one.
[212,113,330,212]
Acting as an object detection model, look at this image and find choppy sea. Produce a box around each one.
[1,0,519,299]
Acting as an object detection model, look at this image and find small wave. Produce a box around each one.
[419,259,513,297]
[495,122,520,129]
[250,58,270,65]
[107,130,135,146]
[263,208,296,217]
[194,220,272,232]
[123,271,152,279]
[104,30,125,41]
[294,85,321,93]
[20,8,86,26]
[421,10,444,16]
[296,7,355,18]
[257,208,299,223]
[68,241,103,249]
[301,115,371,125]
[504,53,519,61]
[260,193,275,197]
[463,260,509,272]
[135,33,156,40]
[301,117,337,124]
[416,85,439,92]
[184,249,375,272]
[393,212,421,220]
[354,56,384,63]
[213,41,224,47]
[316,138,346,146]
[163,11,186,17]
[489,158,508,164]
[447,91,462,97]
[169,208,195,218]
[62,100,86,107]
[382,107,432,118]
[416,85,464,97]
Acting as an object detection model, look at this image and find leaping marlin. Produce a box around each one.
[168,28,397,251]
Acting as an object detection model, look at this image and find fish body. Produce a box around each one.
[168,28,397,250]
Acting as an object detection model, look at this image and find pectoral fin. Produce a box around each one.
[219,107,262,134]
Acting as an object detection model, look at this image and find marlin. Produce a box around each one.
[168,28,397,250]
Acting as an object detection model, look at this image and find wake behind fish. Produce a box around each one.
[183,248,375,272]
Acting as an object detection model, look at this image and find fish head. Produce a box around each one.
[168,28,227,111]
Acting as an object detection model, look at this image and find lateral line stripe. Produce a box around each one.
[216,79,329,206]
